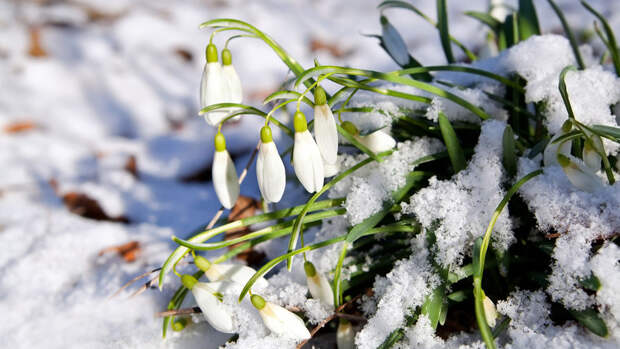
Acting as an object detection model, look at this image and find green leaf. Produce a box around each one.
[590,124,620,143]
[518,0,541,40]
[558,65,578,120]
[263,90,314,107]
[502,125,517,177]
[472,237,483,279]
[582,1,620,76]
[438,112,466,174]
[546,0,585,69]
[464,11,501,33]
[437,0,455,63]
[579,274,601,291]
[447,290,468,302]
[569,308,609,337]
[421,285,447,329]
[503,13,519,48]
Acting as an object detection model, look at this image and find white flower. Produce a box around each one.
[323,158,340,177]
[336,319,355,349]
[181,275,235,333]
[489,0,510,22]
[582,135,603,171]
[543,121,572,167]
[221,48,242,105]
[194,255,269,290]
[380,16,409,66]
[482,294,498,328]
[293,111,324,193]
[212,132,239,209]
[356,129,396,153]
[304,261,334,306]
[256,126,286,203]
[557,154,605,193]
[251,294,311,340]
[200,44,229,126]
[313,86,338,168]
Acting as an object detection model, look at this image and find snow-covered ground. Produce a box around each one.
[1,0,619,348]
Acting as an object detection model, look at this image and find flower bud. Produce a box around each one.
[304,261,334,306]
[257,126,286,203]
[194,255,268,289]
[212,132,240,209]
[337,319,355,349]
[221,48,242,105]
[293,112,324,193]
[191,280,235,333]
[543,120,572,167]
[482,294,498,328]
[582,136,603,171]
[251,294,311,340]
[355,129,396,153]
[313,87,339,167]
[557,154,604,192]
[200,44,230,126]
[490,0,510,22]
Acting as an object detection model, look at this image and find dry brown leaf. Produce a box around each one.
[98,241,141,262]
[4,120,37,133]
[309,38,351,58]
[124,155,139,179]
[225,196,265,265]
[173,48,193,62]
[28,27,47,58]
[62,191,129,223]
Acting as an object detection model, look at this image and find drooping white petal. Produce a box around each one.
[203,280,242,295]
[323,158,340,178]
[200,62,230,126]
[490,0,510,22]
[212,150,239,209]
[192,282,235,333]
[293,130,324,193]
[355,130,396,153]
[313,104,338,165]
[221,65,242,104]
[560,155,605,193]
[205,263,269,289]
[258,302,311,340]
[336,320,355,349]
[543,131,572,167]
[381,17,409,66]
[482,295,498,328]
[307,272,334,306]
[256,141,286,203]
[583,146,602,171]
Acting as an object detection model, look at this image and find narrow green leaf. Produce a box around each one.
[569,308,609,337]
[437,0,455,63]
[502,125,517,177]
[503,13,519,48]
[546,0,585,69]
[558,65,578,120]
[262,90,314,107]
[464,11,502,33]
[447,290,468,302]
[582,1,620,76]
[421,286,447,329]
[438,112,466,174]
[579,274,601,291]
[518,0,541,40]
[590,124,620,143]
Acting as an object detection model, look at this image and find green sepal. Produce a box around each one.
[293,111,308,132]
[206,44,218,63]
[222,48,232,65]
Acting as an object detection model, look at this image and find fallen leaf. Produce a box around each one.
[62,192,130,223]
[310,38,351,58]
[124,155,139,179]
[173,48,193,62]
[28,27,47,58]
[4,120,37,133]
[98,241,141,262]
[224,196,265,266]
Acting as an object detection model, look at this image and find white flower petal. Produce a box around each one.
[206,263,269,289]
[293,130,324,193]
[212,150,239,209]
[490,0,510,22]
[201,62,230,126]
[583,147,602,171]
[543,129,572,167]
[221,65,242,104]
[313,104,338,164]
[355,130,396,153]
[336,320,355,349]
[192,283,235,333]
[561,155,605,193]
[323,158,340,178]
[257,141,286,203]
[482,296,497,328]
[259,302,311,340]
[307,273,334,306]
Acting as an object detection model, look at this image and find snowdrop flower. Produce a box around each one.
[557,154,604,193]
[293,111,324,193]
[543,120,572,167]
[181,274,235,333]
[200,44,229,126]
[336,319,355,349]
[489,0,510,22]
[342,121,396,153]
[323,159,340,178]
[212,132,239,209]
[313,86,338,171]
[380,16,409,66]
[194,255,269,289]
[220,48,242,105]
[251,294,311,340]
[256,125,286,203]
[304,261,334,306]
[582,136,603,171]
[482,294,498,328]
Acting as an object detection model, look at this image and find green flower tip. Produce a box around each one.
[206,44,218,63]
[314,86,327,105]
[222,48,232,66]
[293,111,308,132]
[181,274,198,290]
[260,126,273,143]
[172,319,187,332]
[194,255,212,272]
[250,294,266,309]
[561,119,572,133]
[303,261,317,277]
[380,15,388,26]
[557,153,571,168]
[340,121,359,135]
[214,132,227,152]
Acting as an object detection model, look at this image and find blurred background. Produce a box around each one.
[0,0,618,348]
